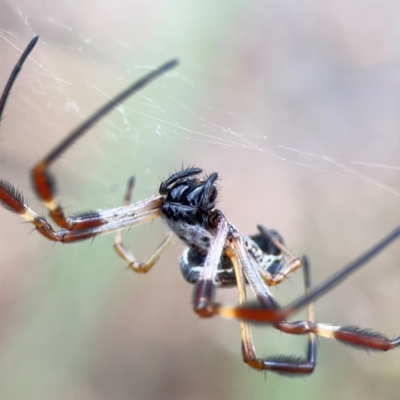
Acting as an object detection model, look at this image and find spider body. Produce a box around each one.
[179,226,286,286]
[159,167,286,286]
[1,37,400,376]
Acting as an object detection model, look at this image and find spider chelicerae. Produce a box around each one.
[1,37,400,375]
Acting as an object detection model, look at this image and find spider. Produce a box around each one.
[1,37,400,376]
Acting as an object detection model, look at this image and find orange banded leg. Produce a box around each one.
[0,38,177,244]
[215,228,400,352]
[113,176,174,273]
[30,59,178,229]
[276,320,400,351]
[0,183,101,242]
[262,256,316,374]
[217,304,400,352]
[192,214,316,374]
[228,247,259,369]
[233,252,316,374]
[0,178,110,231]
[263,257,317,376]
[0,179,162,242]
[0,180,64,241]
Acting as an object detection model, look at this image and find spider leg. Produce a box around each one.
[215,228,400,351]
[0,36,39,119]
[193,213,286,317]
[230,228,279,309]
[283,227,400,318]
[254,225,302,287]
[192,211,230,318]
[0,36,110,232]
[0,48,177,233]
[275,320,400,351]
[114,233,175,273]
[32,59,177,229]
[0,179,163,242]
[113,176,174,273]
[0,176,114,231]
[233,250,316,374]
[0,49,177,230]
[181,225,302,288]
[190,215,316,373]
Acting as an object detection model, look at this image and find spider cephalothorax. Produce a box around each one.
[160,169,217,222]
[160,168,218,254]
[1,37,400,376]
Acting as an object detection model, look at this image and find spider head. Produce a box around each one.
[159,168,218,225]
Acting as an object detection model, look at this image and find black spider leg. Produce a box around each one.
[264,257,317,375]
[0,36,39,120]
[216,227,400,352]
[238,255,316,374]
[0,54,178,241]
[285,227,400,317]
[191,212,316,374]
[31,57,178,230]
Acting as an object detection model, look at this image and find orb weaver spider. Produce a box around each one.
[1,37,399,375]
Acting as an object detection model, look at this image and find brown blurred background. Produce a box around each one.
[0,1,400,399]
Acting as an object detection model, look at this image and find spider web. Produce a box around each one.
[0,1,400,400]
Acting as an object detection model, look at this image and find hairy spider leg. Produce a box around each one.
[114,176,175,273]
[228,229,316,373]
[0,36,38,119]
[192,214,278,318]
[0,179,163,242]
[31,57,177,230]
[0,37,179,243]
[2,37,398,372]
[216,227,400,352]
[181,226,303,288]
[191,211,277,312]
[191,212,316,373]
[235,253,316,374]
[192,211,230,318]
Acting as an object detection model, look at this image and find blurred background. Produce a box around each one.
[0,1,400,399]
